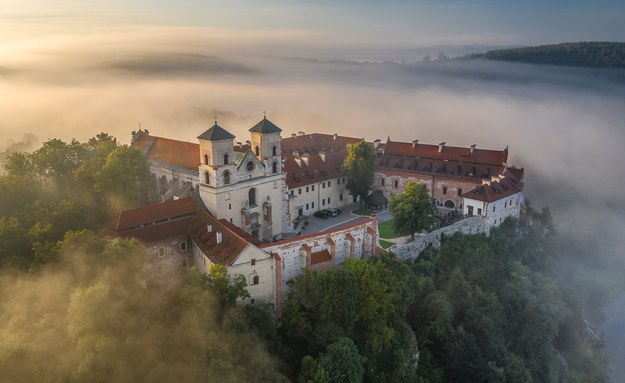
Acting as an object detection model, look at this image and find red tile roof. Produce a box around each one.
[218,218,262,246]
[310,249,332,265]
[189,210,250,266]
[461,171,524,203]
[110,216,195,243]
[281,133,361,154]
[283,150,347,188]
[110,198,198,231]
[383,140,508,165]
[132,134,200,171]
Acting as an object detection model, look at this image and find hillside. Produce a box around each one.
[471,42,625,68]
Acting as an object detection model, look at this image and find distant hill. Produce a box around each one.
[469,42,625,69]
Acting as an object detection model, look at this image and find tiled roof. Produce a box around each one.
[110,198,198,231]
[109,216,195,243]
[283,150,347,188]
[310,250,332,265]
[197,123,236,141]
[249,117,282,133]
[189,210,250,266]
[281,133,361,155]
[461,171,524,203]
[377,153,505,182]
[383,141,508,165]
[218,218,262,246]
[132,135,199,171]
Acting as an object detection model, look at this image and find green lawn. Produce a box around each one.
[379,240,394,249]
[352,209,371,216]
[378,219,401,239]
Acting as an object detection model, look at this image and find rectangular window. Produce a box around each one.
[443,186,447,195]
[158,247,165,257]
[381,178,385,186]
[306,203,309,210]
[251,258,256,266]
[322,182,325,188]
[328,197,331,204]
[298,188,302,195]
[340,193,343,201]
[337,178,340,185]
[229,203,232,210]
[312,202,315,209]
[458,188,463,196]
[493,205,496,213]
[312,185,315,191]
[322,199,325,206]
[504,201,507,208]
[328,181,331,187]
[394,180,399,188]
[306,186,309,192]
[180,241,187,252]
[229,218,233,223]
[477,208,482,215]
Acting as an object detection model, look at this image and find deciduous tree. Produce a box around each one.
[390,181,439,240]
[342,141,376,207]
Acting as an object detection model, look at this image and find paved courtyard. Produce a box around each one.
[293,203,393,235]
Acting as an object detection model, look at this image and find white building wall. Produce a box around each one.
[288,176,352,218]
[462,191,524,230]
[228,245,276,306]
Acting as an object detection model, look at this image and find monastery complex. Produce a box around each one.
[106,117,525,313]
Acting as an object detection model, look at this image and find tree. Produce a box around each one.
[390,181,439,240]
[94,145,150,208]
[342,141,376,207]
[300,338,366,383]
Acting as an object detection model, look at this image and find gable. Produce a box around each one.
[236,150,267,178]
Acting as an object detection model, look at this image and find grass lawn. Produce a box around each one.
[379,240,394,249]
[378,219,401,239]
[352,209,371,216]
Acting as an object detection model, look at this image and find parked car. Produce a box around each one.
[313,210,328,219]
[323,208,341,217]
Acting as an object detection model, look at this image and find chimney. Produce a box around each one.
[302,153,310,166]
[470,144,476,154]
[319,151,326,163]
[333,133,338,140]
[412,139,419,148]
[438,142,446,153]
[374,139,381,149]
[298,131,305,136]
[291,133,297,138]
[206,224,213,233]
[216,231,223,244]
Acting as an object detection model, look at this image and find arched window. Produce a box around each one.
[203,154,208,165]
[272,162,278,174]
[255,146,259,156]
[444,200,455,209]
[272,146,277,156]
[249,188,257,206]
[223,170,231,185]
[223,153,228,165]
[204,172,209,185]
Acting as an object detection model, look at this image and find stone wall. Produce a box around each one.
[392,216,487,260]
[146,235,192,279]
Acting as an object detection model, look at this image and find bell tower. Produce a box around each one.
[197,121,236,187]
[249,114,282,175]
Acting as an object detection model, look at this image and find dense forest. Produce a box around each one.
[0,134,612,382]
[468,42,625,69]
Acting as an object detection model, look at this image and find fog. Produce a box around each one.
[2,28,625,254]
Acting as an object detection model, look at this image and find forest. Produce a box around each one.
[0,133,611,382]
[468,42,625,69]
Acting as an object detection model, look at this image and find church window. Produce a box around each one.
[204,154,208,165]
[255,146,259,156]
[223,170,231,185]
[272,162,277,174]
[272,146,277,156]
[249,188,257,206]
[223,153,229,165]
[204,172,209,185]
[246,161,254,172]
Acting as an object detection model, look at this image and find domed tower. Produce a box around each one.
[249,115,282,175]
[197,122,237,217]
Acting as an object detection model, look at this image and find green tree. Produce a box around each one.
[390,181,439,240]
[342,141,376,207]
[300,338,366,383]
[94,145,150,208]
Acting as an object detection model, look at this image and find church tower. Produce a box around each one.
[249,115,282,176]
